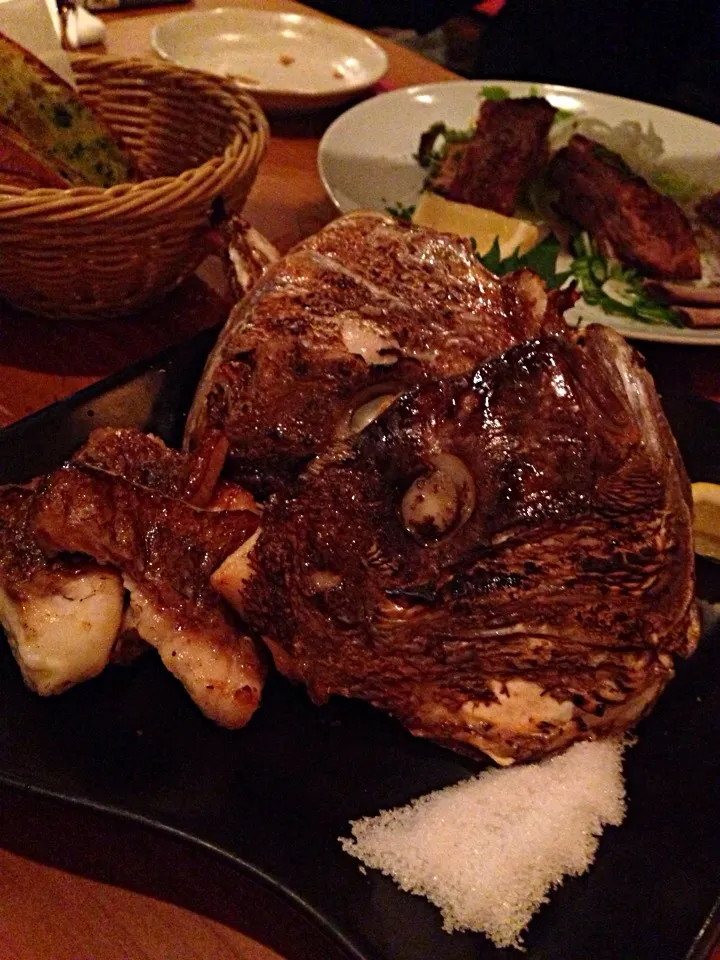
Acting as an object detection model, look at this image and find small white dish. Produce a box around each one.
[151,7,388,113]
[318,79,720,345]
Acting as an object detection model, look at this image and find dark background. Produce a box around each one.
[309,0,720,123]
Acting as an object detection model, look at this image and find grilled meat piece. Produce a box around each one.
[640,280,720,326]
[76,428,259,665]
[642,280,720,307]
[185,212,573,497]
[441,97,556,215]
[0,484,124,695]
[549,135,701,280]
[78,427,260,514]
[697,191,720,230]
[34,432,265,728]
[220,325,698,765]
[673,306,720,328]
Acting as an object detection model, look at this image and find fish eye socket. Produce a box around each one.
[349,393,398,434]
[400,453,476,543]
[337,389,401,439]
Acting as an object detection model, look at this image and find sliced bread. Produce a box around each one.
[0,31,134,187]
[0,119,72,189]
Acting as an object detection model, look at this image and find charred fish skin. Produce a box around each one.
[184,212,570,499]
[549,134,701,280]
[227,325,698,765]
[221,214,280,301]
[74,426,235,508]
[0,484,124,696]
[33,464,259,610]
[32,432,266,729]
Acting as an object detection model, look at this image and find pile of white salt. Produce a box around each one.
[340,739,626,950]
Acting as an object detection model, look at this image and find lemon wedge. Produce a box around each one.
[411,191,540,259]
[691,482,720,560]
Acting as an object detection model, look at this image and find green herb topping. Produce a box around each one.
[480,85,510,101]
[385,201,416,221]
[569,233,684,326]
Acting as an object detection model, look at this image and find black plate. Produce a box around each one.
[0,332,719,960]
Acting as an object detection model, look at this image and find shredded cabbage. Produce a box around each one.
[550,116,665,182]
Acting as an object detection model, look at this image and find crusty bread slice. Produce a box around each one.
[0,31,134,187]
[0,119,72,189]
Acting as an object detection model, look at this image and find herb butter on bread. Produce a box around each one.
[0,31,133,188]
[0,119,72,189]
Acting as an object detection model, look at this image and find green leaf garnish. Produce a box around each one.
[479,236,504,274]
[476,230,683,327]
[480,85,510,101]
[519,235,566,288]
[385,201,416,222]
[650,168,702,203]
[475,234,568,289]
[568,232,684,327]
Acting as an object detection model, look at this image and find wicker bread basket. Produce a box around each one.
[0,54,269,320]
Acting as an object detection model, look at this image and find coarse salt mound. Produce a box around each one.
[340,739,626,950]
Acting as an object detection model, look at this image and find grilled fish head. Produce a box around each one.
[186,212,572,498]
[217,324,698,764]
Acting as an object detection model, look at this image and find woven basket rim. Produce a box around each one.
[0,52,269,218]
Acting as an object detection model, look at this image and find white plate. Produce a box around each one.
[318,80,720,345]
[151,7,388,113]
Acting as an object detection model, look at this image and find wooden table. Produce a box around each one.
[0,0,457,429]
[0,3,718,958]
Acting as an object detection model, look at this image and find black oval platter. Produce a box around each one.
[0,327,718,960]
